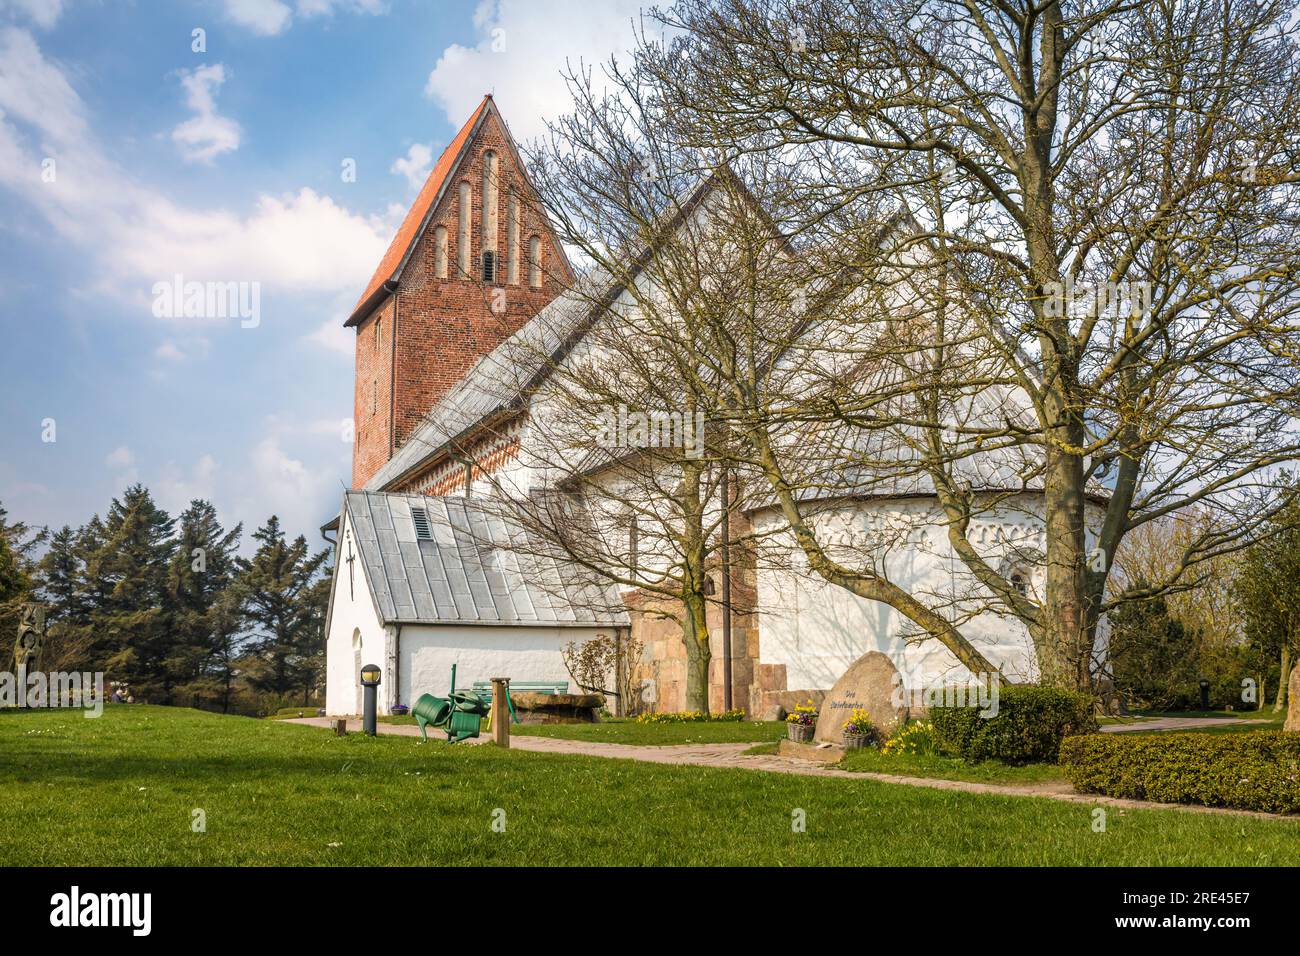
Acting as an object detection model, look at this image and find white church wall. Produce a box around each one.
[752,492,1106,693]
[324,508,388,717]
[398,624,611,707]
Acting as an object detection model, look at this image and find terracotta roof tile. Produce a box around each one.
[347,95,492,324]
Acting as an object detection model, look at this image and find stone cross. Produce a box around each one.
[13,602,45,675]
[345,535,356,601]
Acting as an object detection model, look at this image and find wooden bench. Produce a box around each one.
[461,680,569,702]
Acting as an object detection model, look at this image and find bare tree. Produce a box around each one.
[591,0,1300,692]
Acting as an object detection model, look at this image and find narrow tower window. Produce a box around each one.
[481,150,499,261]
[528,235,542,288]
[457,181,471,276]
[434,225,448,279]
[507,194,520,285]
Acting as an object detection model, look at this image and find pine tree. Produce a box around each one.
[90,486,176,699]
[33,525,96,672]
[233,516,330,705]
[0,501,46,658]
[165,500,242,708]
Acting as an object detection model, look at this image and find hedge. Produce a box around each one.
[929,685,1097,764]
[1060,731,1300,814]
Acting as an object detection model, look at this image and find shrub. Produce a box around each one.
[882,720,937,756]
[636,709,745,724]
[929,685,1097,764]
[1060,731,1300,814]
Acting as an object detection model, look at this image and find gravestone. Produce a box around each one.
[814,651,908,743]
[1285,666,1300,732]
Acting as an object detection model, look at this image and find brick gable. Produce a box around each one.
[350,96,570,487]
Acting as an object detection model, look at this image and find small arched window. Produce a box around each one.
[1010,568,1030,597]
[528,235,542,288]
[434,225,448,279]
[457,181,472,276]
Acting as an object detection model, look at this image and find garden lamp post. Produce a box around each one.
[361,664,381,736]
[1198,679,1211,711]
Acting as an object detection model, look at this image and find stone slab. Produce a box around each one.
[813,651,907,743]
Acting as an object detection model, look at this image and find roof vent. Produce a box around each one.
[411,506,433,541]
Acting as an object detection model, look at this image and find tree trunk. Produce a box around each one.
[1274,646,1292,714]
[681,591,711,713]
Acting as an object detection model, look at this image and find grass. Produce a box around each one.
[1,706,1299,866]
[378,714,787,745]
[1138,714,1287,735]
[509,718,787,745]
[837,748,1068,786]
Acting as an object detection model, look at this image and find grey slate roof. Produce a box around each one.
[364,276,606,492]
[342,490,629,627]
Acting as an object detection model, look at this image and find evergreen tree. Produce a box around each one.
[90,486,176,699]
[1235,483,1300,712]
[1107,585,1201,710]
[234,516,330,704]
[33,525,95,671]
[0,501,45,641]
[165,500,242,707]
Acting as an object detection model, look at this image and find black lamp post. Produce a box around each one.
[360,664,381,736]
[1198,678,1211,711]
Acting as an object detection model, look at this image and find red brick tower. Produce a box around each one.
[349,95,570,488]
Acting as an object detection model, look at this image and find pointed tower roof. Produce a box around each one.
[346,95,493,327]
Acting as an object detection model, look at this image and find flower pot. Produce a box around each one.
[842,732,873,750]
[391,705,409,716]
[787,723,814,742]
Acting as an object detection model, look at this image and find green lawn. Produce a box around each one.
[379,714,787,745]
[837,748,1068,786]
[510,718,787,745]
[2,706,1298,866]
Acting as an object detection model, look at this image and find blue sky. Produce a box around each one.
[0,0,645,547]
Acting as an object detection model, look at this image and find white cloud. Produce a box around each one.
[306,315,354,355]
[0,29,390,313]
[155,454,219,516]
[223,0,293,36]
[424,0,646,143]
[105,445,134,469]
[390,141,433,191]
[105,445,139,490]
[154,337,210,362]
[237,437,340,541]
[171,63,241,164]
[0,0,64,30]
[223,0,387,37]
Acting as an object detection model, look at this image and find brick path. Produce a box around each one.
[281,716,1295,820]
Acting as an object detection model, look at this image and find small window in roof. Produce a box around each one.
[411,506,432,541]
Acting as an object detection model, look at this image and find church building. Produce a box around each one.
[322,96,1080,719]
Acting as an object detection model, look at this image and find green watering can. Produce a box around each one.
[413,664,491,743]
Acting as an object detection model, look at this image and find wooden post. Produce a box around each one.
[491,677,510,748]
[333,718,347,737]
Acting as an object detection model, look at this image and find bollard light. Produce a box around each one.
[361,664,381,735]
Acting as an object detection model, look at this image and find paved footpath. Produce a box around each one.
[1100,715,1274,733]
[282,716,1294,821]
